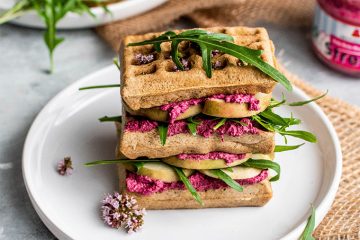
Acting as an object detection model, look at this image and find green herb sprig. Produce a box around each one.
[242,159,281,181]
[158,124,168,146]
[0,0,112,73]
[270,91,328,108]
[99,115,122,123]
[128,30,292,91]
[210,169,243,192]
[79,84,121,91]
[174,167,203,205]
[300,205,316,240]
[252,109,317,144]
[274,143,305,152]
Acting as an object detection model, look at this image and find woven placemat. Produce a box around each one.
[96,1,360,238]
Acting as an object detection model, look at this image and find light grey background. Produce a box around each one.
[0,19,359,240]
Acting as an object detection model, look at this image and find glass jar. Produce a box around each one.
[312,0,360,76]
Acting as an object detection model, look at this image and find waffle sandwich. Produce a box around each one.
[115,27,288,209]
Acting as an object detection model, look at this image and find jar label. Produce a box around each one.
[313,4,360,71]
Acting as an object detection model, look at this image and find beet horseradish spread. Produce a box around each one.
[177,152,246,165]
[126,171,268,195]
[125,118,259,138]
[313,0,360,75]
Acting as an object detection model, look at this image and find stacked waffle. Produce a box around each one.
[117,27,281,209]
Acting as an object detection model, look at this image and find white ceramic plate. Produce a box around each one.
[0,0,167,29]
[23,65,342,240]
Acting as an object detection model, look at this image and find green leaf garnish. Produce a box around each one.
[174,167,203,205]
[127,30,292,91]
[299,205,316,240]
[289,90,328,106]
[84,158,160,166]
[259,109,288,126]
[79,84,121,90]
[158,124,168,146]
[0,0,112,73]
[252,110,316,143]
[213,118,227,130]
[242,159,281,181]
[210,169,243,192]
[133,162,144,173]
[99,115,122,123]
[274,143,305,152]
[277,130,317,143]
[187,122,198,136]
[113,57,120,70]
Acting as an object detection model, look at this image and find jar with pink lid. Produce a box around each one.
[312,0,360,76]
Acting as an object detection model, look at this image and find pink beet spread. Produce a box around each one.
[125,117,259,138]
[126,170,268,195]
[177,152,246,165]
[196,118,259,138]
[209,94,260,111]
[160,98,203,124]
[167,120,189,136]
[125,119,158,132]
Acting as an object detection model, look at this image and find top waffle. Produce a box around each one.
[120,27,278,110]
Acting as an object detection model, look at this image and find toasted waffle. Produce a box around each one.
[120,26,278,110]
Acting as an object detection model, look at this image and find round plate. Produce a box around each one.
[0,0,168,29]
[22,65,342,240]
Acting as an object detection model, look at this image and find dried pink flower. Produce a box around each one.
[57,157,73,176]
[101,192,145,233]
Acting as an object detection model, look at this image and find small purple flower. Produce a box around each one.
[57,157,73,176]
[133,53,156,65]
[101,192,145,233]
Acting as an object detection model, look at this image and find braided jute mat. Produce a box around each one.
[96,0,360,238]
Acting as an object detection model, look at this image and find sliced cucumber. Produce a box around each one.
[123,162,193,182]
[200,166,261,180]
[163,153,251,170]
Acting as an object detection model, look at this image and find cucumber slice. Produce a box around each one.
[163,154,251,169]
[123,162,193,182]
[200,166,261,180]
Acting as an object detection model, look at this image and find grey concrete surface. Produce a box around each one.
[0,19,359,240]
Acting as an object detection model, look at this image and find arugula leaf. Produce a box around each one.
[79,84,121,90]
[213,118,227,130]
[99,115,122,123]
[0,0,31,25]
[84,158,160,166]
[252,111,315,143]
[299,205,316,240]
[174,167,203,205]
[187,122,198,136]
[133,162,144,173]
[0,0,112,73]
[289,90,328,106]
[113,57,120,70]
[274,143,305,152]
[242,159,281,181]
[127,30,292,91]
[278,130,317,143]
[158,124,168,146]
[259,109,288,126]
[210,169,243,192]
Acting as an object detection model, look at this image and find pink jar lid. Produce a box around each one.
[318,0,360,26]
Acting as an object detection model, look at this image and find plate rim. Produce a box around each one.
[22,65,342,240]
